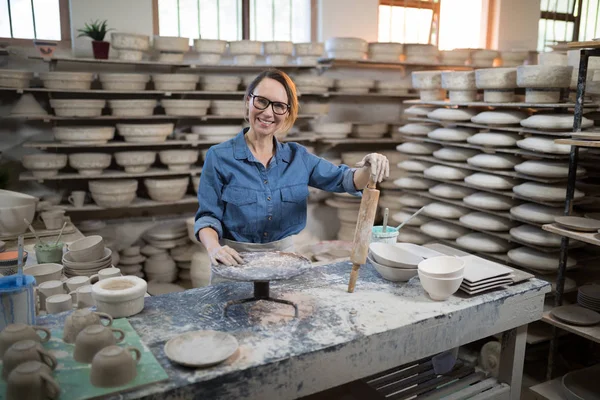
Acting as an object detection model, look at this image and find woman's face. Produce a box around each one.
[247,77,289,138]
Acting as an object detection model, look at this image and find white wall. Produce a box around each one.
[69,0,154,57]
[490,0,541,51]
[317,0,379,43]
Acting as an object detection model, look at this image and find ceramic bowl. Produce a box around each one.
[98,73,150,91]
[154,36,189,52]
[417,256,465,279]
[92,276,147,318]
[194,39,227,54]
[418,270,463,301]
[114,151,156,173]
[368,243,423,269]
[53,126,115,144]
[0,190,37,236]
[367,255,417,282]
[23,263,63,284]
[22,154,67,177]
[68,153,112,175]
[67,236,105,263]
[111,32,150,50]
[144,177,189,202]
[89,179,138,195]
[63,247,112,269]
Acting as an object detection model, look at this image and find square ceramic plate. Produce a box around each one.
[460,255,514,283]
[459,282,511,295]
[461,276,514,289]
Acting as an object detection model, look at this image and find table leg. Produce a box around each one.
[498,324,528,400]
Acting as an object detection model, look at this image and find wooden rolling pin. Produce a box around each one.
[348,176,380,293]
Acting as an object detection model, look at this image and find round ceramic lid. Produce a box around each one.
[164,330,238,367]
[551,305,600,326]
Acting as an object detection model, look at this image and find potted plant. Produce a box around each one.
[77,20,113,59]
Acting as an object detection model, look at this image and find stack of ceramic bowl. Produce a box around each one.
[334,78,375,94]
[350,123,388,139]
[191,125,241,141]
[325,37,367,60]
[50,99,105,117]
[109,100,156,117]
[500,51,529,67]
[152,74,199,91]
[441,71,477,102]
[153,36,189,62]
[412,71,445,101]
[210,100,244,117]
[198,75,241,91]
[144,252,177,283]
[292,74,334,94]
[404,44,439,64]
[374,77,412,95]
[0,69,33,88]
[294,42,324,66]
[114,151,156,173]
[325,193,361,241]
[63,235,111,278]
[144,177,189,202]
[194,39,227,65]
[228,40,262,65]
[440,49,471,66]
[262,41,294,65]
[368,42,403,62]
[418,256,465,300]
[143,221,190,250]
[516,65,572,103]
[158,150,199,171]
[22,154,67,178]
[161,99,210,116]
[89,179,138,208]
[470,50,498,67]
[99,73,150,91]
[10,94,48,117]
[53,126,115,145]
[117,123,173,143]
[118,246,145,278]
[367,243,420,282]
[68,153,112,176]
[475,68,517,103]
[111,32,150,61]
[39,72,94,90]
[170,243,196,284]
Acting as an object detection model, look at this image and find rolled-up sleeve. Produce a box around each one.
[194,148,225,239]
[302,150,362,197]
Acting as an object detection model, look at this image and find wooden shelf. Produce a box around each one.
[529,377,568,400]
[543,223,600,247]
[555,138,600,148]
[542,311,600,344]
[1,114,321,121]
[568,40,600,49]
[318,58,474,70]
[24,139,221,149]
[63,195,198,211]
[19,167,202,181]
[404,99,593,109]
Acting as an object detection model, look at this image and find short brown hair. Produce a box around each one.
[245,69,299,134]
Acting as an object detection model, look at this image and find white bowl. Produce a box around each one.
[417,256,465,279]
[0,190,37,236]
[92,276,147,318]
[109,100,157,117]
[89,179,138,195]
[228,40,262,55]
[111,32,150,50]
[114,151,156,172]
[23,263,63,284]
[39,72,94,90]
[144,177,189,202]
[152,74,199,91]
[50,99,105,117]
[154,36,189,52]
[69,153,112,175]
[418,270,463,301]
[53,126,115,144]
[194,39,227,54]
[98,73,150,91]
[369,242,423,269]
[67,235,105,262]
[158,150,199,167]
[367,254,417,282]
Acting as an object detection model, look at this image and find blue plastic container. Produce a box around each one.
[0,275,36,330]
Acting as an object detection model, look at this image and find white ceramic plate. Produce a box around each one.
[164,330,239,367]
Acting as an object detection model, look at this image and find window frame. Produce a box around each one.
[378,0,441,45]
[539,0,583,46]
[0,0,71,48]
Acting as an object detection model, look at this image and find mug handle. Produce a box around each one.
[127,347,142,364]
[40,372,61,399]
[89,274,99,284]
[95,312,113,327]
[111,328,125,343]
[38,348,58,370]
[34,326,51,343]
[67,195,75,205]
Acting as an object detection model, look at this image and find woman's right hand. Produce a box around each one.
[208,245,244,266]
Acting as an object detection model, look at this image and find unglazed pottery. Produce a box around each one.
[39,71,94,90]
[53,126,115,144]
[513,182,584,201]
[464,173,517,190]
[90,345,140,387]
[144,177,189,202]
[109,100,157,117]
[45,293,72,314]
[510,203,564,224]
[427,108,478,121]
[427,127,475,141]
[10,94,48,116]
[429,183,475,199]
[466,132,520,147]
[0,69,33,88]
[6,361,60,400]
[74,324,125,363]
[460,212,516,232]
[2,339,57,378]
[22,154,67,178]
[111,32,150,50]
[68,235,105,262]
[50,99,105,117]
[63,309,113,344]
[92,276,147,318]
[69,153,112,176]
[420,221,469,240]
[456,232,512,253]
[368,242,422,269]
[418,270,463,301]
[23,263,63,284]
[114,151,156,173]
[424,202,469,219]
[0,324,50,357]
[471,110,528,125]
[98,73,150,91]
[464,192,517,210]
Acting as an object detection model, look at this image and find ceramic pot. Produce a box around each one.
[63,309,113,344]
[90,345,141,387]
[2,340,57,378]
[0,323,51,357]
[74,325,125,363]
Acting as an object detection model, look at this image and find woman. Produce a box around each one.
[194,69,389,269]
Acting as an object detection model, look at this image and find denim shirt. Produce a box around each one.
[194,129,361,243]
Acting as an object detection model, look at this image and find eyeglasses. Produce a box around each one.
[250,94,290,115]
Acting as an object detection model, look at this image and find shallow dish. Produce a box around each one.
[368,242,423,269]
[554,216,600,232]
[367,255,418,282]
[164,330,238,367]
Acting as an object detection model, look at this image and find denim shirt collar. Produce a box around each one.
[233,128,291,164]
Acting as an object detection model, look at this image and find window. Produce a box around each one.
[156,0,312,42]
[538,0,600,51]
[378,0,439,45]
[0,0,65,41]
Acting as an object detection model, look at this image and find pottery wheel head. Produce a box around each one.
[211,251,311,282]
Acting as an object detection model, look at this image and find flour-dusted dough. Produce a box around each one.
[420,221,470,239]
[429,183,475,199]
[398,123,437,136]
[467,154,521,169]
[514,160,585,178]
[427,107,478,121]
[471,110,529,125]
[509,203,564,224]
[520,113,593,130]
[398,160,434,172]
[465,173,518,190]
[456,232,512,253]
[427,127,476,142]
[513,182,585,201]
[459,212,517,231]
[516,137,572,154]
[464,192,518,210]
[509,225,562,247]
[507,246,576,271]
[424,165,471,181]
[433,147,479,161]
[396,142,440,155]
[393,176,435,190]
[424,202,469,219]
[467,131,520,147]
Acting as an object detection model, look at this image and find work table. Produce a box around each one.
[37,259,550,400]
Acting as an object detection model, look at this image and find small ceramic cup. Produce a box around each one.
[6,361,60,400]
[63,309,113,344]
[37,280,65,312]
[38,209,65,230]
[90,345,141,387]
[90,267,121,284]
[2,340,57,378]
[74,285,95,309]
[74,325,125,363]
[65,276,90,292]
[68,191,86,208]
[45,293,73,314]
[0,323,51,357]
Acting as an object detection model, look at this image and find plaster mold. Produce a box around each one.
[98,73,150,91]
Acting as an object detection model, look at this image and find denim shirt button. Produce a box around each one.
[263,232,268,237]
[267,196,271,201]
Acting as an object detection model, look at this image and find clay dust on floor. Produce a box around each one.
[248,292,315,325]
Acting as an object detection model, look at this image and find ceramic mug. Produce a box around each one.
[38,209,65,230]
[45,293,73,314]
[65,276,90,292]
[90,267,121,283]
[37,280,65,312]
[74,325,125,363]
[0,323,51,357]
[63,309,113,344]
[6,361,60,400]
[90,345,141,387]
[2,340,57,378]
[68,191,86,208]
[74,285,95,309]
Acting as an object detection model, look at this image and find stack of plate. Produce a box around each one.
[118,246,145,278]
[458,255,514,295]
[143,221,190,250]
[62,248,113,278]
[170,243,196,284]
[578,284,600,312]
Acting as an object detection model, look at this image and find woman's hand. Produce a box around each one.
[355,153,390,183]
[208,245,244,266]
